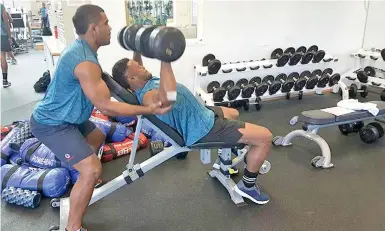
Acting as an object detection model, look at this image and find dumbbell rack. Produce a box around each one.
[340,67,385,101]
[350,48,385,70]
[194,53,340,110]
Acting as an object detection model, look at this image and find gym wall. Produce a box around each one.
[362,1,385,49]
[92,0,374,91]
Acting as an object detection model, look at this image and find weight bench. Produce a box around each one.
[272,101,385,169]
[50,73,248,230]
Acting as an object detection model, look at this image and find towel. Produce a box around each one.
[337,99,379,116]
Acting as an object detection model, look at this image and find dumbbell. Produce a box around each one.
[300,70,319,89]
[295,45,326,65]
[382,48,385,61]
[270,48,291,67]
[348,83,368,98]
[262,75,282,95]
[249,77,269,97]
[275,73,295,93]
[311,69,331,88]
[117,25,186,62]
[287,72,307,91]
[338,121,364,135]
[235,78,255,99]
[207,80,240,102]
[202,54,222,74]
[359,122,384,143]
[356,66,376,83]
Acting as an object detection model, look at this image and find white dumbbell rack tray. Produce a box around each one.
[350,48,385,70]
[194,53,340,108]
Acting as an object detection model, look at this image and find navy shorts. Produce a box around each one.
[197,106,245,144]
[30,115,97,166]
[1,35,11,52]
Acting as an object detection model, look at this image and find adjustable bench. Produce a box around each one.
[272,101,385,169]
[49,73,248,230]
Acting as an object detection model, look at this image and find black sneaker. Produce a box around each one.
[3,80,11,88]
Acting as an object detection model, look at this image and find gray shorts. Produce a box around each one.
[30,115,97,166]
[197,106,245,144]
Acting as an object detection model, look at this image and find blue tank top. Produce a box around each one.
[1,4,8,36]
[135,77,215,146]
[33,39,100,125]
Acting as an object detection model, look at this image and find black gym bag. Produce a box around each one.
[42,26,52,36]
[34,71,51,93]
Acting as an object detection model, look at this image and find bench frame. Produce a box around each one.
[52,74,248,230]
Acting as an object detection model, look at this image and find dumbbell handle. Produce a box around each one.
[278,79,286,83]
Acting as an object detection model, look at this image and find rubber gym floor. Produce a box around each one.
[2,53,385,231]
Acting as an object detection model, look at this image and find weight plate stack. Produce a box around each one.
[329,73,341,86]
[289,53,302,66]
[277,54,290,67]
[312,50,326,63]
[301,52,314,64]
[364,66,376,77]
[271,48,283,59]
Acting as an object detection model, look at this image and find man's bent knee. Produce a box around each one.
[239,123,273,145]
[73,155,102,181]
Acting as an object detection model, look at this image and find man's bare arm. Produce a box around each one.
[75,62,154,117]
[133,52,143,66]
[158,62,177,107]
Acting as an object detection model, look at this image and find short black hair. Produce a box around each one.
[72,4,104,35]
[112,58,130,89]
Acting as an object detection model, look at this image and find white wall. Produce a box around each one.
[363,1,385,49]
[92,0,370,91]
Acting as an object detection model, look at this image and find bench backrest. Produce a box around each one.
[101,72,185,147]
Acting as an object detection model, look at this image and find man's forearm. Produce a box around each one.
[159,62,177,105]
[133,52,143,66]
[100,101,151,117]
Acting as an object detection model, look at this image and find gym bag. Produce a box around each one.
[19,138,70,169]
[1,164,71,198]
[19,138,81,184]
[112,116,137,127]
[33,71,51,93]
[1,121,33,166]
[91,108,110,121]
[89,117,133,142]
[101,133,148,163]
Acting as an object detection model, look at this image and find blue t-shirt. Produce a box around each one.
[135,77,215,146]
[40,7,47,18]
[33,39,100,125]
[1,4,7,36]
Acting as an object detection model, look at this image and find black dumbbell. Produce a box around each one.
[207,81,226,102]
[381,89,385,101]
[348,84,368,98]
[207,80,241,102]
[357,66,376,83]
[287,72,307,91]
[262,75,282,95]
[202,54,222,75]
[311,69,332,88]
[295,45,326,65]
[359,122,384,143]
[236,78,255,98]
[287,46,305,66]
[338,121,364,135]
[270,48,291,67]
[381,48,385,61]
[329,73,341,87]
[300,70,319,89]
[118,25,186,62]
[249,77,269,97]
[275,73,295,93]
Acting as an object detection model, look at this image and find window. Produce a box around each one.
[125,0,202,42]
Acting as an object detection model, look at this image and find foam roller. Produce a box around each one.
[2,187,41,209]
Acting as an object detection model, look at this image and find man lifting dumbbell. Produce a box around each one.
[113,32,273,204]
[30,5,171,231]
